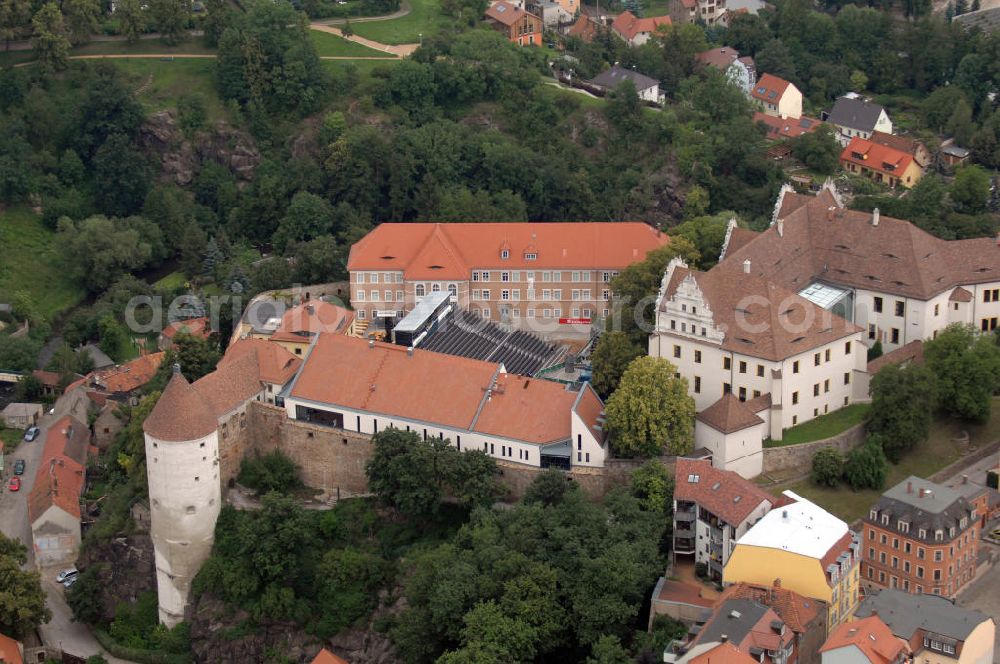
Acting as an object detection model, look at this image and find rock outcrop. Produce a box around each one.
[76,534,156,623]
[139,111,261,186]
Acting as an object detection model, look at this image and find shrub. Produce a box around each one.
[867,340,883,362]
[237,450,301,494]
[844,438,889,491]
[811,447,844,487]
[67,567,104,625]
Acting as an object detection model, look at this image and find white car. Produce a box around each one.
[63,576,78,588]
[56,568,78,583]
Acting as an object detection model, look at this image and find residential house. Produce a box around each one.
[531,0,572,26]
[673,458,774,577]
[1,403,42,429]
[943,473,992,529]
[940,141,971,168]
[754,113,824,141]
[698,47,756,95]
[668,642,762,664]
[751,74,802,119]
[862,476,980,598]
[649,253,864,445]
[692,0,729,24]
[77,343,114,370]
[348,222,669,331]
[0,633,23,664]
[819,615,910,664]
[825,94,892,145]
[870,131,930,169]
[84,352,166,448]
[566,13,600,41]
[243,299,354,356]
[676,598,797,664]
[158,316,212,350]
[719,581,829,664]
[840,137,923,189]
[284,334,607,470]
[27,415,88,568]
[717,183,1000,354]
[587,65,662,103]
[610,10,671,46]
[855,589,995,664]
[485,1,543,46]
[724,491,861,630]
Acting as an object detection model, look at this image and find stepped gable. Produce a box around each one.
[143,369,218,442]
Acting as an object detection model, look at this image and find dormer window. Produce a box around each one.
[524,252,537,260]
[870,510,878,520]
[918,528,926,539]
[881,514,889,525]
[501,249,509,259]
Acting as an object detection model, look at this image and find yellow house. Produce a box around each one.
[854,589,995,664]
[723,490,861,631]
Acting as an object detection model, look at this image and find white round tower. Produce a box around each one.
[143,365,222,627]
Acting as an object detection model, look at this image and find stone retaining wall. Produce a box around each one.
[761,423,867,474]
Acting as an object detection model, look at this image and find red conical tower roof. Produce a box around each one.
[143,366,218,442]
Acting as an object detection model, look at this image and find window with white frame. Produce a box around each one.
[356,273,365,284]
[512,290,520,301]
[472,272,480,282]
[481,272,490,281]
[582,289,591,299]
[356,290,366,301]
[602,289,610,301]
[483,290,491,299]
[501,272,510,282]
[431,283,441,292]
[415,284,425,296]
[542,289,552,300]
[384,291,393,301]
[527,309,536,317]
[448,284,457,296]
[501,290,510,301]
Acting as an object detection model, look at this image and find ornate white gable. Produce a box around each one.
[654,257,725,344]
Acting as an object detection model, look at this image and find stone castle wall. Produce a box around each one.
[761,423,867,475]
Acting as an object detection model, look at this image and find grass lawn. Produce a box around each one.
[309,30,389,57]
[0,206,86,321]
[154,271,188,291]
[108,58,229,122]
[641,0,673,15]
[774,400,1000,524]
[0,428,23,454]
[767,403,872,447]
[350,0,447,44]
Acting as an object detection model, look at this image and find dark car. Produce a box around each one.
[13,459,25,475]
[23,426,40,442]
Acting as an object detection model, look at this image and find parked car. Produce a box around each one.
[63,575,78,588]
[56,568,78,583]
[23,426,40,442]
[8,477,20,492]
[13,459,25,475]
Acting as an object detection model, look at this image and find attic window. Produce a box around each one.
[501,249,510,259]
[882,253,898,259]
[835,244,850,250]
[524,252,537,260]
[380,255,396,260]
[865,275,881,281]
[756,86,766,94]
[791,336,806,343]
[733,495,742,503]
[687,474,700,483]
[712,481,721,490]
[429,265,444,270]
[976,267,992,272]
[736,337,754,344]
[891,281,907,287]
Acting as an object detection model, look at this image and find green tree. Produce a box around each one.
[843,438,889,490]
[790,126,841,174]
[604,356,695,458]
[67,567,104,624]
[950,166,990,214]
[867,339,883,362]
[58,216,154,293]
[148,0,188,45]
[93,133,152,217]
[867,363,936,462]
[0,0,33,51]
[630,460,674,513]
[115,0,145,43]
[0,532,51,638]
[586,635,632,664]
[523,469,576,507]
[0,336,42,372]
[449,450,503,510]
[590,331,642,400]
[238,451,301,494]
[31,2,70,73]
[810,447,844,487]
[924,324,1000,422]
[98,315,129,361]
[850,69,868,92]
[201,0,232,47]
[274,191,336,252]
[63,0,100,45]
[149,332,221,389]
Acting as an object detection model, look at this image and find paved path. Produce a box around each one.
[312,1,412,24]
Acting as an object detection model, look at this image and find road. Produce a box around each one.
[957,542,1000,664]
[0,403,129,662]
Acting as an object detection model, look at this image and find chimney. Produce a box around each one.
[743,258,751,274]
[907,481,912,494]
[368,339,375,349]
[773,578,782,588]
[782,509,788,519]
[872,208,880,226]
[407,346,414,357]
[962,474,968,484]
[305,304,314,315]
[721,635,728,643]
[172,363,181,375]
[777,218,784,237]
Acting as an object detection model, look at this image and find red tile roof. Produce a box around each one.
[727,189,1000,301]
[819,531,856,571]
[688,642,760,664]
[567,14,599,41]
[950,286,973,302]
[221,339,301,386]
[675,458,774,525]
[696,393,765,434]
[90,352,165,394]
[290,334,601,446]
[269,300,353,342]
[611,10,671,41]
[485,1,532,26]
[0,633,22,664]
[143,371,219,442]
[655,579,716,608]
[659,261,860,361]
[312,649,348,664]
[32,370,62,387]
[754,112,823,140]
[194,349,265,418]
[28,415,88,523]
[348,222,669,280]
[161,317,212,341]
[698,46,743,69]
[841,137,915,179]
[717,581,824,635]
[751,73,792,105]
[866,340,923,375]
[820,615,909,664]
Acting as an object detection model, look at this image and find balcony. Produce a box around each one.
[675,507,696,521]
[674,538,695,554]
